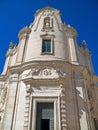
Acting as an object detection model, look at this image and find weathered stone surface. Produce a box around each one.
[0,6,98,130]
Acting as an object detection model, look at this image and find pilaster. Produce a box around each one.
[1,74,19,130]
[24,84,31,130]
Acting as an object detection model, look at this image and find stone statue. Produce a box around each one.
[44,17,50,28]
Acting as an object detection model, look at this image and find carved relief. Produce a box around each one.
[23,67,66,80]
[39,68,57,78]
[43,10,54,16]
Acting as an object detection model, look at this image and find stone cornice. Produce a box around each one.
[22,78,65,85]
[6,60,72,74]
[1,60,95,79]
[40,34,55,38]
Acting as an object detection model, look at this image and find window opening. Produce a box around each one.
[42,39,51,53]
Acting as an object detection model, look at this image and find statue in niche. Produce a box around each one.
[44,17,50,29]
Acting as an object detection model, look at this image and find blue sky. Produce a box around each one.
[0,0,98,75]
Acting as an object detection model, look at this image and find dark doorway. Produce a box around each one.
[41,119,50,130]
[36,103,54,130]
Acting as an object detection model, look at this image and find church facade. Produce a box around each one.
[0,6,98,130]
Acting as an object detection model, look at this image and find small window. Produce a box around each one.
[42,39,51,53]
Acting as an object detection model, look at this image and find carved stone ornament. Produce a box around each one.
[61,87,66,97]
[23,67,66,80]
[38,68,58,79]
[43,10,54,16]
[42,17,54,32]
[0,86,7,112]
[44,17,50,29]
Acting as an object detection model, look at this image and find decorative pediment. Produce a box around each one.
[35,68,59,79]
[22,67,66,81]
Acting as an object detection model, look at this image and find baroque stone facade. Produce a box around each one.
[0,6,98,130]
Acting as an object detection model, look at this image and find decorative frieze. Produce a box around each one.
[22,66,66,81]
